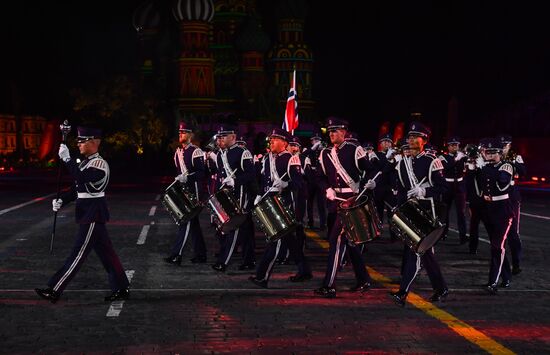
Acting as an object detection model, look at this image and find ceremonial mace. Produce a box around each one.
[50,120,71,254]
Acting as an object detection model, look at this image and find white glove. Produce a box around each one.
[254,195,262,205]
[455,151,466,161]
[407,186,426,199]
[326,188,336,201]
[52,199,63,212]
[208,151,217,161]
[365,179,376,190]
[475,156,486,168]
[394,154,402,162]
[222,176,235,187]
[272,178,289,191]
[175,174,187,183]
[368,151,377,161]
[467,162,476,170]
[58,144,71,162]
[311,141,321,151]
[386,148,395,159]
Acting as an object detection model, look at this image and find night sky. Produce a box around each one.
[2,0,550,133]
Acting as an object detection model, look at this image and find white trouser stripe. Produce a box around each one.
[329,230,344,287]
[225,228,239,265]
[516,204,521,235]
[405,253,422,292]
[54,222,95,292]
[493,217,513,285]
[261,239,282,281]
[178,222,191,255]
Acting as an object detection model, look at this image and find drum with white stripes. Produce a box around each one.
[389,198,445,255]
[162,180,203,225]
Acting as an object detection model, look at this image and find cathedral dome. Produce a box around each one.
[172,0,215,22]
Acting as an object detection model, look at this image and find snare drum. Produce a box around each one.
[207,188,247,233]
[162,180,203,225]
[389,198,445,254]
[252,194,297,242]
[338,193,382,245]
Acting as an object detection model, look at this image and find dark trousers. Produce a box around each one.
[374,189,397,239]
[485,214,513,285]
[170,216,206,258]
[507,199,522,268]
[322,214,370,288]
[255,231,311,282]
[307,184,327,228]
[444,184,467,240]
[468,201,485,252]
[217,216,255,266]
[400,246,447,293]
[48,223,129,294]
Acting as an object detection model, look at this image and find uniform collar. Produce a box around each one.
[335,141,347,149]
[229,143,239,150]
[86,152,99,160]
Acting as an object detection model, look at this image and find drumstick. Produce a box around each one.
[356,171,382,201]
[258,172,288,202]
[333,196,347,202]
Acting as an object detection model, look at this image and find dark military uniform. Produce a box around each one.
[165,137,208,264]
[391,122,449,306]
[473,139,514,293]
[212,125,257,271]
[250,131,312,286]
[439,137,468,244]
[304,133,327,230]
[314,118,376,297]
[36,127,129,303]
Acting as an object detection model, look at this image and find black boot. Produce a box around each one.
[429,288,449,302]
[390,290,408,306]
[164,255,182,265]
[248,276,268,288]
[313,286,336,298]
[104,288,130,302]
[35,288,61,304]
[350,281,371,292]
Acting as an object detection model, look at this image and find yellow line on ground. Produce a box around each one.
[305,229,515,355]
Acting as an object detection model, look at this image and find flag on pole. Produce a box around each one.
[282,70,299,134]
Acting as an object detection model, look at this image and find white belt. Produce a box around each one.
[445,177,464,182]
[483,194,508,202]
[334,187,354,193]
[78,192,105,199]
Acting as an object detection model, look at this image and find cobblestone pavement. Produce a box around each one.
[1,174,549,354]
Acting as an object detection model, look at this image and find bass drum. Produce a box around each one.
[207,188,247,233]
[162,180,203,225]
[338,193,382,245]
[252,194,297,242]
[389,198,445,255]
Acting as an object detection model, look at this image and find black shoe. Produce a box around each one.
[238,262,256,271]
[512,266,522,275]
[275,258,288,265]
[190,256,207,264]
[289,273,313,282]
[500,280,511,288]
[163,255,182,265]
[350,281,371,292]
[211,263,226,272]
[390,290,408,307]
[486,284,498,295]
[35,288,60,304]
[248,276,268,288]
[314,286,336,298]
[104,288,130,302]
[429,288,449,302]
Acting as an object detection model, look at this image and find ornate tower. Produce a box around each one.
[268,0,314,121]
[234,14,270,118]
[172,0,216,117]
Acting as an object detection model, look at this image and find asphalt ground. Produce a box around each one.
[1,172,550,354]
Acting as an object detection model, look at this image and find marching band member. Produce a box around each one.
[249,129,312,287]
[439,136,468,244]
[314,117,377,298]
[211,124,257,272]
[303,132,327,231]
[36,127,130,303]
[390,122,449,306]
[164,122,208,265]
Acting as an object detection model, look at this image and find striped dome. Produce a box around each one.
[172,0,215,22]
[132,0,161,33]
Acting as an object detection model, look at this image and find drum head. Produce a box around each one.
[416,225,445,254]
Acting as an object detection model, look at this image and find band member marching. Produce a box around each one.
[472,138,515,294]
[303,132,327,231]
[35,127,130,303]
[164,122,208,265]
[249,129,312,288]
[211,124,257,272]
[390,122,449,306]
[314,117,378,298]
